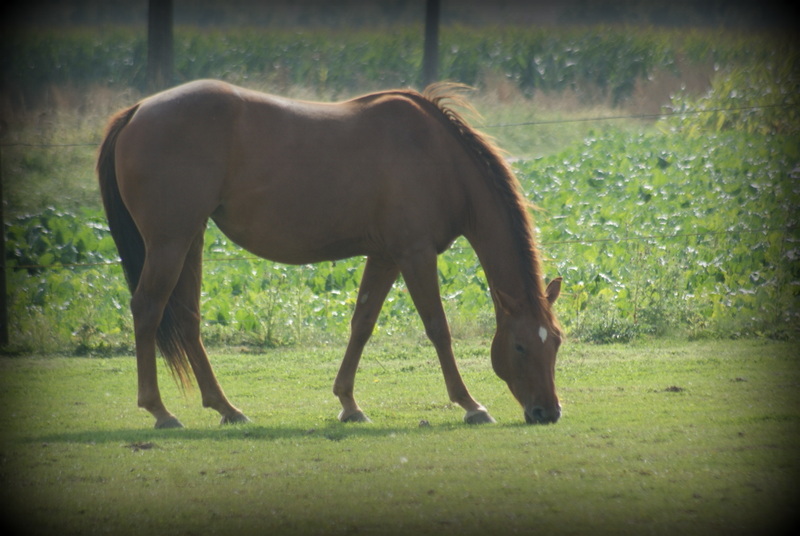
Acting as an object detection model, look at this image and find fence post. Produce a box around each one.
[422,0,441,87]
[0,146,8,347]
[147,0,174,92]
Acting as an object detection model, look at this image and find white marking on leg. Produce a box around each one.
[538,326,548,343]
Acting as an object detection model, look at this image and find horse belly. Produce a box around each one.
[211,199,375,265]
[212,94,465,264]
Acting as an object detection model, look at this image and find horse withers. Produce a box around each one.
[97,79,563,428]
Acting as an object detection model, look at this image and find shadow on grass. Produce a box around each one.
[26,419,517,446]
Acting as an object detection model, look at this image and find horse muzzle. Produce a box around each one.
[524,403,561,424]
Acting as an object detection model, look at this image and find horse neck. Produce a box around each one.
[463,183,543,318]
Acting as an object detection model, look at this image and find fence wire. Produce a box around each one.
[0,102,796,149]
[2,101,796,272]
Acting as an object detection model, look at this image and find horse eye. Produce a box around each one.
[515,344,525,353]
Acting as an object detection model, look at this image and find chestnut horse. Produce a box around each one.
[97,80,563,429]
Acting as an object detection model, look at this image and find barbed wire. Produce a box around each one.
[1,142,98,148]
[479,103,795,129]
[2,101,795,272]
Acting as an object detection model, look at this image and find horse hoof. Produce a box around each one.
[155,416,184,429]
[464,410,496,424]
[220,413,251,425]
[339,410,371,423]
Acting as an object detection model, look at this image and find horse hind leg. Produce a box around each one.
[131,239,195,429]
[171,233,249,425]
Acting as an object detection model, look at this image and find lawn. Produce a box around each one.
[1,338,797,535]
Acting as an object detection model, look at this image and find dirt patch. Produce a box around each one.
[125,441,157,452]
[628,56,715,114]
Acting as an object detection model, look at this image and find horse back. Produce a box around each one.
[116,80,472,263]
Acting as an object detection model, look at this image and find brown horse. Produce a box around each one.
[97,79,563,429]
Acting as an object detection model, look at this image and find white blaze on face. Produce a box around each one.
[538,326,548,344]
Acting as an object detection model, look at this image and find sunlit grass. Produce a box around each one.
[1,339,797,535]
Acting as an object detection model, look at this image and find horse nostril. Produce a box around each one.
[525,405,561,424]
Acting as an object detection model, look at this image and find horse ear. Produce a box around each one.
[492,288,522,316]
[545,277,563,305]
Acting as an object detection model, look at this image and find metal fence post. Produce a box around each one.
[147,0,174,92]
[423,0,441,87]
[0,145,8,347]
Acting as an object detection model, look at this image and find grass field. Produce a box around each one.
[1,338,798,535]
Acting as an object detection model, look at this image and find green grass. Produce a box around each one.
[1,338,798,535]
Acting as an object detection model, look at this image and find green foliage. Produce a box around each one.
[6,207,116,269]
[6,209,131,355]
[522,128,800,342]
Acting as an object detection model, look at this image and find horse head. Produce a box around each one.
[491,278,562,424]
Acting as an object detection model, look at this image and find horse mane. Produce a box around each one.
[417,83,559,331]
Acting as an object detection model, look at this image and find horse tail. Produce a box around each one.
[97,104,142,292]
[97,104,193,388]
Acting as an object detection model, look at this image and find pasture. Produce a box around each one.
[1,338,798,535]
[2,14,798,536]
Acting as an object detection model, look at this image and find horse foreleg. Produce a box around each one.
[334,256,399,423]
[172,235,249,425]
[398,251,495,424]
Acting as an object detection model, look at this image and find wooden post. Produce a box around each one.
[147,0,174,91]
[422,0,441,87]
[0,146,8,347]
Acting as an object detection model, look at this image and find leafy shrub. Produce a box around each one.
[6,207,116,271]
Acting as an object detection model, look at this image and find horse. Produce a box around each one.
[97,79,563,429]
